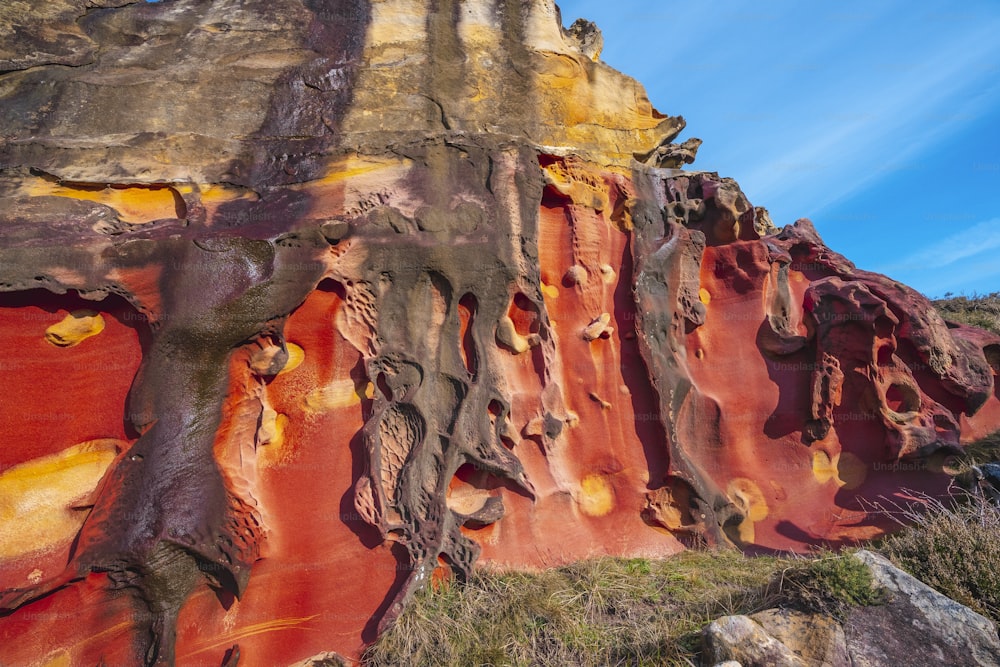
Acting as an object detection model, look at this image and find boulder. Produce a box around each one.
[844,550,1000,667]
[701,550,1000,667]
[702,614,810,667]
[751,608,849,666]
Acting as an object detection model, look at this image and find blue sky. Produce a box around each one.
[557,0,1000,297]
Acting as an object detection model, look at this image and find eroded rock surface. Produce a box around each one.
[1,1,999,664]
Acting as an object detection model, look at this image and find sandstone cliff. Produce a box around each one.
[1,1,998,664]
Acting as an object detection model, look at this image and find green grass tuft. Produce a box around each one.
[769,552,884,621]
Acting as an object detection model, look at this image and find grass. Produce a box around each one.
[932,291,1000,334]
[876,488,1000,624]
[766,550,884,622]
[362,549,884,666]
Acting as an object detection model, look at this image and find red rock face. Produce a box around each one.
[628,172,999,550]
[2,1,999,665]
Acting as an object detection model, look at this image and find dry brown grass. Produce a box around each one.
[933,292,1000,334]
[876,488,1000,623]
[362,550,781,666]
[361,549,885,666]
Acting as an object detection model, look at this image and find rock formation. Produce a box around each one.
[702,551,1000,667]
[1,0,998,664]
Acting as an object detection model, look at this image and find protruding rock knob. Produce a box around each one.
[320,219,350,244]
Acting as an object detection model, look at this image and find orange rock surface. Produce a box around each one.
[1,1,998,665]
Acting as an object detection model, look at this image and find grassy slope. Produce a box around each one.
[364,550,786,666]
[363,550,884,666]
[933,292,1000,334]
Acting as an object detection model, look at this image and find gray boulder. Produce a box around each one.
[702,549,1000,667]
[845,549,1000,667]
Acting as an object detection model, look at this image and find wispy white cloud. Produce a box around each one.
[890,254,1000,298]
[569,0,1000,226]
[878,218,1000,273]
[871,217,1000,296]
[932,259,1000,296]
[733,25,1000,221]
[559,0,1000,296]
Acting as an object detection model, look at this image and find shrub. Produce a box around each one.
[767,551,884,620]
[932,292,1000,334]
[877,490,1000,623]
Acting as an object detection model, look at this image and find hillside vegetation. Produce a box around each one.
[933,292,1000,333]
[362,549,882,666]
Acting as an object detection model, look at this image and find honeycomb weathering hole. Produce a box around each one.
[458,293,477,377]
[885,382,920,413]
[446,463,496,517]
[873,315,895,339]
[376,372,393,401]
[984,344,1000,400]
[509,292,540,335]
[985,344,1000,374]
